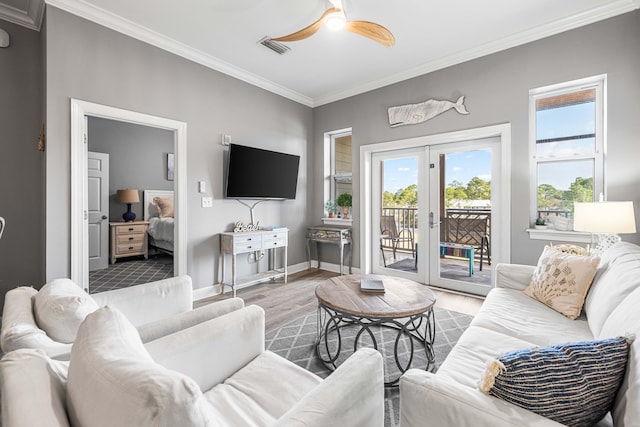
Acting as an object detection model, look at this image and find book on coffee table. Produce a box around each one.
[360,279,385,293]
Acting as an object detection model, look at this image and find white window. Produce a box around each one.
[529,75,606,226]
[323,129,352,217]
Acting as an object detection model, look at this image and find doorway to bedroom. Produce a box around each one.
[70,99,187,294]
[86,117,175,293]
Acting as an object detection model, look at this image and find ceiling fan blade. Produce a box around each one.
[345,20,395,47]
[272,7,339,42]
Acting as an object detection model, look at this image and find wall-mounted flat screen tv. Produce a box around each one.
[225,143,300,199]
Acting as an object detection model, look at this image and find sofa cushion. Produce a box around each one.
[33,279,99,343]
[472,288,594,348]
[598,286,640,427]
[584,242,640,338]
[0,349,69,427]
[523,246,599,319]
[67,306,218,427]
[479,336,631,427]
[203,351,321,425]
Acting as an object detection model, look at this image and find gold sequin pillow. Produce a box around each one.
[524,246,600,320]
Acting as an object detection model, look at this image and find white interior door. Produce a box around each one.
[88,151,109,271]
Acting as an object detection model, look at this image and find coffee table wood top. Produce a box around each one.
[315,274,436,318]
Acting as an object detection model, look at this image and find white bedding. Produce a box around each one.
[148,217,174,244]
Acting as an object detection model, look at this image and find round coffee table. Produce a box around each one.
[315,274,436,387]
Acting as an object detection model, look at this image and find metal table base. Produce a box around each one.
[315,303,436,387]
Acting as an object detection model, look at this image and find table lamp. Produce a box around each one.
[573,201,636,255]
[116,189,140,222]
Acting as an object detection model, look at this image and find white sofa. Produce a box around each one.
[0,303,384,427]
[400,242,640,427]
[1,275,243,358]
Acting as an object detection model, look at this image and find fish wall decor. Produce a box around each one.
[388,95,469,127]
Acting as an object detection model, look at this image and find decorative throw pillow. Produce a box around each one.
[67,306,217,427]
[33,278,99,343]
[523,246,600,319]
[153,196,174,218]
[479,336,632,427]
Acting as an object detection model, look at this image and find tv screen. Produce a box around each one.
[225,144,300,199]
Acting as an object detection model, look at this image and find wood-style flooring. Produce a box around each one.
[195,269,484,332]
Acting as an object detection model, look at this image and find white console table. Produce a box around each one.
[220,229,288,297]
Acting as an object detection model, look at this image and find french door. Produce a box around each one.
[371,138,502,297]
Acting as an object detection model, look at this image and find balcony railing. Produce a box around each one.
[380,207,493,261]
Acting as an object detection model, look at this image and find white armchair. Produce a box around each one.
[0,304,385,427]
[0,275,244,358]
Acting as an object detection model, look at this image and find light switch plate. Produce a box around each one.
[201,196,213,208]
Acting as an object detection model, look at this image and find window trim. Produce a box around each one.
[323,128,352,219]
[528,75,607,232]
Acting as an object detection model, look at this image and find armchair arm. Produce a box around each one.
[137,297,244,343]
[400,370,563,427]
[0,287,72,358]
[493,263,535,291]
[144,305,265,392]
[91,275,193,327]
[274,348,384,427]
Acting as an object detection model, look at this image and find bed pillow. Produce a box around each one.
[33,278,99,343]
[67,306,217,427]
[479,336,632,427]
[523,246,600,319]
[153,196,174,218]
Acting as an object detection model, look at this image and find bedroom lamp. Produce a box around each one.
[573,201,636,256]
[116,189,140,222]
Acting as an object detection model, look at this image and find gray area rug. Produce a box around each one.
[265,307,473,427]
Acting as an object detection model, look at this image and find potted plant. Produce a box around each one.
[325,200,336,218]
[534,217,547,230]
[336,193,353,218]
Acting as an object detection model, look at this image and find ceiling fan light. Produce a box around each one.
[325,11,346,31]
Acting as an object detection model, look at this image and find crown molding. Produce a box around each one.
[313,0,640,106]
[45,0,314,107]
[0,0,45,31]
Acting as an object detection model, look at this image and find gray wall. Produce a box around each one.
[313,11,640,266]
[45,7,313,289]
[88,117,174,221]
[0,20,44,308]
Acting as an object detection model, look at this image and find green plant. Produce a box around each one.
[325,200,336,212]
[336,193,353,208]
[535,217,547,226]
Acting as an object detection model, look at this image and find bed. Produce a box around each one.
[143,190,174,255]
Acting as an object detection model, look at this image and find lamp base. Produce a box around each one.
[122,203,136,222]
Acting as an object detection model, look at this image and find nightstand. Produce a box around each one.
[109,221,149,264]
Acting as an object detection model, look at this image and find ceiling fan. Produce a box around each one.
[271,0,395,47]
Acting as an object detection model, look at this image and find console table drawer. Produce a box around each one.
[234,241,263,252]
[233,235,261,245]
[263,232,287,242]
[264,238,286,248]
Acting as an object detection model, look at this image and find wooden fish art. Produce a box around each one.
[388,95,469,127]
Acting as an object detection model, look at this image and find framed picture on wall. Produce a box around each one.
[167,153,175,181]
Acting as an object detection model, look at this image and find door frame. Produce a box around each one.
[360,123,512,278]
[71,99,187,291]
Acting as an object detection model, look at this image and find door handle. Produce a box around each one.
[102,215,108,220]
[429,212,440,229]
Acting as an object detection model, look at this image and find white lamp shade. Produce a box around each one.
[573,201,637,234]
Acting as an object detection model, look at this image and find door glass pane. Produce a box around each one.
[438,149,492,287]
[537,159,594,219]
[379,156,418,272]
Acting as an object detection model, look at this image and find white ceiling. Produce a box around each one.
[3,0,640,106]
